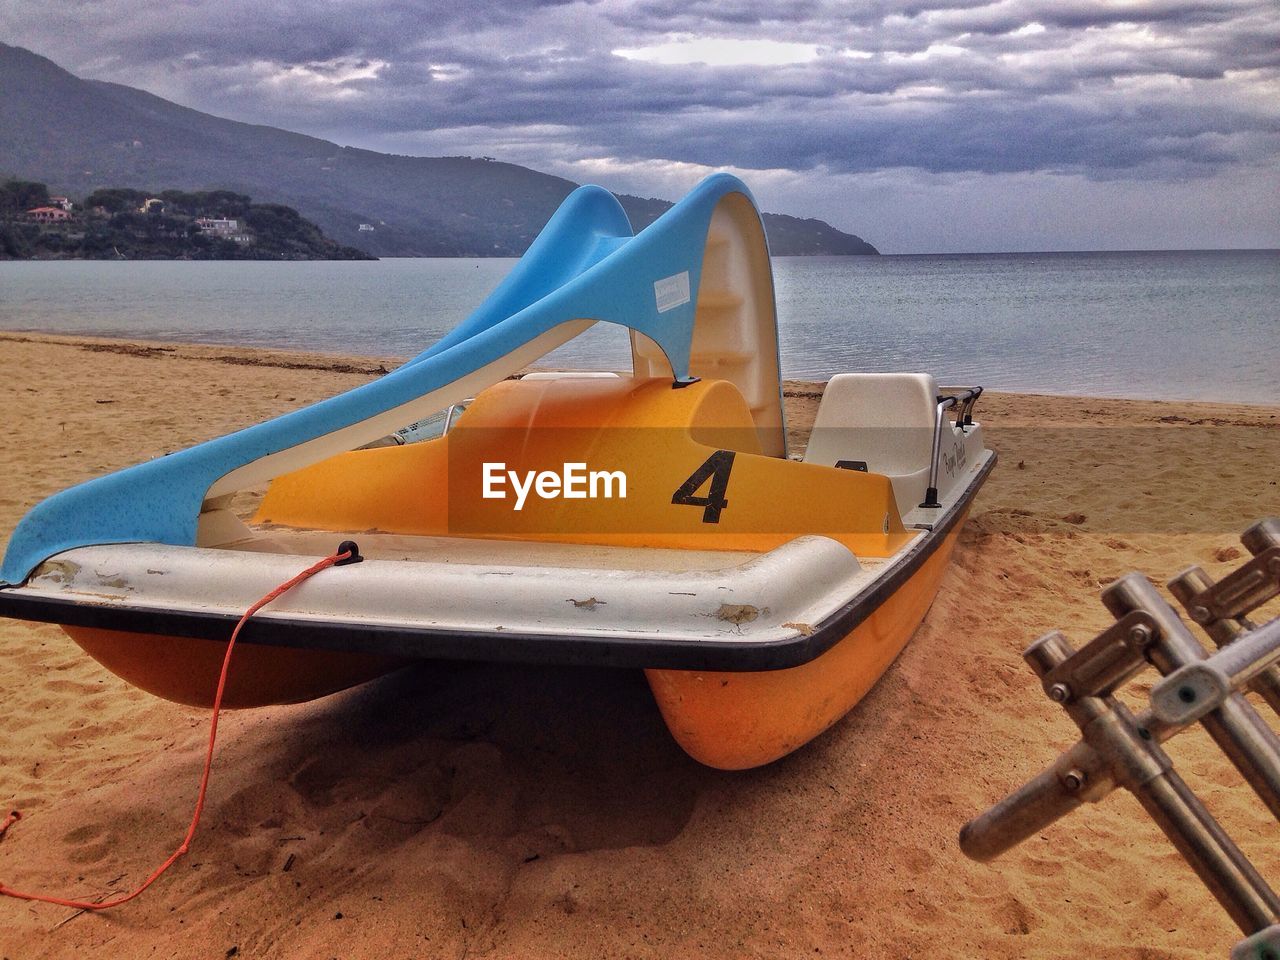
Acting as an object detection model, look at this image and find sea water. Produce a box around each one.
[0,250,1275,403]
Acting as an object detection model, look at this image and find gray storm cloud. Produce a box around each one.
[2,0,1276,250]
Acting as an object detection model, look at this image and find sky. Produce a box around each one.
[3,0,1278,252]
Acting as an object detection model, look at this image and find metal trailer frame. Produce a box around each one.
[960,518,1280,960]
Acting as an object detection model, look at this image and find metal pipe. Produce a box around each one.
[1209,617,1280,685]
[958,706,1195,861]
[1170,567,1280,716]
[964,632,1165,861]
[1242,519,1280,557]
[1208,519,1280,718]
[957,385,983,427]
[918,396,956,508]
[962,712,1280,933]
[960,613,1267,862]
[959,741,1098,862]
[964,625,1280,933]
[1134,767,1280,934]
[442,403,461,433]
[1039,630,1280,934]
[1102,575,1280,821]
[919,386,983,506]
[1152,618,1280,725]
[1071,702,1279,936]
[962,632,1121,861]
[1169,566,1254,647]
[1023,628,1074,676]
[962,634,1094,860]
[965,537,1280,952]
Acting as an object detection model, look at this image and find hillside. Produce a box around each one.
[0,43,878,257]
[0,181,373,260]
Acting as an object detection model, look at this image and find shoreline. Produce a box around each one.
[1,332,1277,958]
[4,329,1279,411]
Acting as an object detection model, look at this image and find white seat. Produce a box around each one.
[803,373,940,509]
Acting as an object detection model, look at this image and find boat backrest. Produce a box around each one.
[804,374,939,503]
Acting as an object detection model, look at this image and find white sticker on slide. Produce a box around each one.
[654,271,691,313]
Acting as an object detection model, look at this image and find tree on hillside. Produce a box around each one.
[195,190,252,217]
[0,223,35,256]
[0,179,374,260]
[157,189,251,218]
[0,179,51,215]
[84,187,149,213]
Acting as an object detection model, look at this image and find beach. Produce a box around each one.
[1,331,1277,958]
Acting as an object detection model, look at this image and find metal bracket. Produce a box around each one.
[1038,611,1158,704]
[1169,519,1280,717]
[1152,616,1280,726]
[961,520,1280,956]
[1183,546,1280,624]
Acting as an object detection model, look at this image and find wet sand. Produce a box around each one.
[0,331,1277,958]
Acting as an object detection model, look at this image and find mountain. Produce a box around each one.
[0,43,878,257]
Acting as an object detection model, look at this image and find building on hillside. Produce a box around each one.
[195,217,241,235]
[26,206,72,223]
[48,196,73,211]
[139,198,166,214]
[195,217,252,244]
[358,223,375,232]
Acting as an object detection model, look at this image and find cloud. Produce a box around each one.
[1,0,1276,249]
[614,37,822,66]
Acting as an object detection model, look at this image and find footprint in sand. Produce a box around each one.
[1000,896,1037,936]
[62,822,112,865]
[288,756,356,808]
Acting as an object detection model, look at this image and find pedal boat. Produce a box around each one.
[0,174,994,769]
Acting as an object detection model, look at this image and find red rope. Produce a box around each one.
[0,548,352,911]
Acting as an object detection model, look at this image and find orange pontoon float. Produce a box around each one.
[0,175,993,769]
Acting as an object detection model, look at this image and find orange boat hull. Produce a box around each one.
[646,522,965,769]
[60,520,961,764]
[64,626,406,709]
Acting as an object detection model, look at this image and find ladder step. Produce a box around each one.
[696,291,745,310]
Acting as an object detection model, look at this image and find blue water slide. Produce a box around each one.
[1,173,765,585]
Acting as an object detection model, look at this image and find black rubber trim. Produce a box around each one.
[0,453,995,672]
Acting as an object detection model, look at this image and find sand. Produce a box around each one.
[0,331,1276,959]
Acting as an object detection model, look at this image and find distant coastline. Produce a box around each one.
[0,43,879,258]
[0,180,373,261]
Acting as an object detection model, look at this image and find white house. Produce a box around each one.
[195,217,241,235]
[26,206,72,223]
